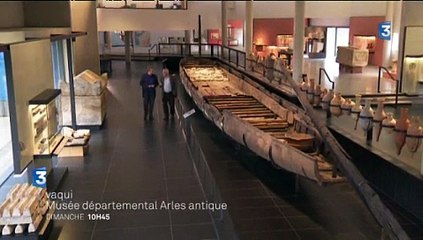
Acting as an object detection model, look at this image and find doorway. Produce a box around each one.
[326,27,350,59]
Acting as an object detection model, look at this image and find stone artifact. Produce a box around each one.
[330,92,345,117]
[0,183,50,236]
[61,70,108,126]
[307,78,315,104]
[373,98,387,141]
[382,112,396,134]
[313,85,322,107]
[340,98,355,115]
[358,99,374,132]
[351,94,363,130]
[321,89,334,111]
[406,116,423,153]
[394,107,410,155]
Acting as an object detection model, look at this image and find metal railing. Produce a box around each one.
[318,68,335,90]
[147,44,158,60]
[377,66,399,107]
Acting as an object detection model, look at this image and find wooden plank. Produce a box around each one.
[236,113,277,118]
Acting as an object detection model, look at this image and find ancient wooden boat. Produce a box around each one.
[179,58,345,185]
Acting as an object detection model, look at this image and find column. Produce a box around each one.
[397,1,406,92]
[383,1,402,67]
[245,0,253,55]
[221,1,228,46]
[382,1,394,67]
[184,30,191,55]
[124,31,132,66]
[391,1,402,63]
[106,31,112,53]
[293,1,305,83]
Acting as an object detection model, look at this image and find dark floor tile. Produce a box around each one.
[296,229,333,240]
[92,228,138,240]
[230,206,283,220]
[286,216,322,230]
[167,184,204,201]
[278,206,306,217]
[238,230,299,240]
[334,232,368,240]
[402,224,423,238]
[228,196,276,209]
[170,208,213,225]
[102,188,167,202]
[236,217,293,232]
[94,210,170,230]
[172,223,217,240]
[56,227,92,240]
[221,186,269,199]
[137,226,172,240]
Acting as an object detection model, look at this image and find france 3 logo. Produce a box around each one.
[33,167,47,189]
[378,21,391,41]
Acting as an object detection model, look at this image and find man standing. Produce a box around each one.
[140,67,159,120]
[160,68,177,120]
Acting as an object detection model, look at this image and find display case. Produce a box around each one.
[403,55,423,92]
[276,34,293,50]
[61,70,108,127]
[305,26,327,59]
[29,89,64,156]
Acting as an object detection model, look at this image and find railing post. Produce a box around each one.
[395,80,399,108]
[318,68,322,85]
[180,44,183,56]
[158,43,161,55]
[236,51,239,67]
[228,48,231,62]
[244,53,246,70]
[211,44,214,57]
[377,67,381,93]
[189,44,191,56]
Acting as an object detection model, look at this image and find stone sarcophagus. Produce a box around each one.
[60,70,107,127]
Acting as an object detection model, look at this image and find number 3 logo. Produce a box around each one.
[379,22,391,40]
[33,167,47,188]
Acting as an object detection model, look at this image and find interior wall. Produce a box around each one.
[10,39,54,171]
[253,18,295,46]
[0,1,24,28]
[349,16,386,66]
[309,18,350,27]
[71,1,100,75]
[402,1,423,26]
[23,1,71,27]
[97,1,222,32]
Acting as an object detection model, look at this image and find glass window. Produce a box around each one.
[0,52,13,184]
[51,40,68,89]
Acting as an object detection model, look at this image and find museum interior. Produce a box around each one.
[0,1,423,240]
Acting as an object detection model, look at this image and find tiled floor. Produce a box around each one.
[49,60,423,240]
[303,57,400,95]
[50,61,217,240]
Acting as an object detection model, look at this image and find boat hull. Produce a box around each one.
[179,58,344,184]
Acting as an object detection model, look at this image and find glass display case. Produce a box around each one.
[29,89,64,156]
[305,26,327,59]
[276,34,293,50]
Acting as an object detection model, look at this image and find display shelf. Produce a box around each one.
[28,89,61,105]
[29,89,64,157]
